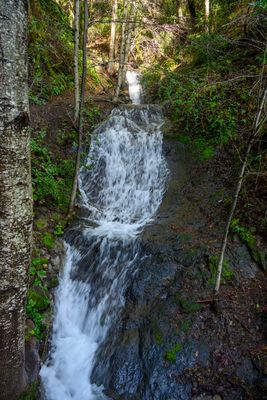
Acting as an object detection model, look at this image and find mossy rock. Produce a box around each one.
[47,276,59,289]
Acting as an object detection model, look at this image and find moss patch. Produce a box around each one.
[165,343,183,363]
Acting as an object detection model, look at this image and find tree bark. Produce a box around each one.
[68,0,89,216]
[187,0,196,27]
[74,0,80,122]
[177,0,184,21]
[0,0,32,398]
[108,0,118,75]
[122,2,136,84]
[205,0,210,33]
[114,0,137,100]
[114,0,129,100]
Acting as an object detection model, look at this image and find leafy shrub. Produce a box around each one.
[28,0,74,101]
[42,233,55,249]
[230,218,256,246]
[143,63,254,160]
[26,257,50,339]
[31,130,75,209]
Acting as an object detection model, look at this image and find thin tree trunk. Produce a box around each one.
[205,0,210,33]
[114,0,129,100]
[122,3,136,84]
[177,0,184,21]
[215,87,267,294]
[114,0,138,100]
[187,0,196,27]
[108,0,118,75]
[0,1,32,398]
[74,0,80,122]
[68,0,89,216]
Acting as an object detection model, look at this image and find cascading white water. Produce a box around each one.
[126,71,142,104]
[40,89,167,399]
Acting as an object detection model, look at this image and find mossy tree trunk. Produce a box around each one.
[0,0,33,398]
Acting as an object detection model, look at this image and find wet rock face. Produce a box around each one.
[91,126,265,399]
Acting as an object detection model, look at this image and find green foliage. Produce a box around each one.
[176,295,202,314]
[207,255,234,288]
[180,320,190,332]
[27,288,50,311]
[29,257,48,287]
[142,27,260,161]
[56,129,77,146]
[26,257,50,339]
[35,218,48,230]
[186,34,230,68]
[254,0,267,10]
[19,382,38,400]
[26,296,48,340]
[31,130,75,209]
[42,232,55,249]
[151,322,163,345]
[165,343,183,363]
[54,223,64,236]
[28,0,74,101]
[230,218,256,246]
[143,64,248,159]
[84,102,102,129]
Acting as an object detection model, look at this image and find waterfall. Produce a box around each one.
[40,79,167,400]
[126,71,142,104]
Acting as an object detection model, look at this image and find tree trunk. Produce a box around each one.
[114,0,129,100]
[122,2,136,84]
[205,0,210,33]
[68,0,89,216]
[187,0,196,27]
[0,1,32,398]
[74,0,80,122]
[114,0,137,100]
[108,0,118,75]
[177,0,184,21]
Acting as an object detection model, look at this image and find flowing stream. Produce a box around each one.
[40,72,168,399]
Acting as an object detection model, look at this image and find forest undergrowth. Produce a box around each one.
[142,5,267,245]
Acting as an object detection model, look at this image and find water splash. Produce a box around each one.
[40,105,167,399]
[126,71,142,104]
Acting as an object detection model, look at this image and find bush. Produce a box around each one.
[31,130,75,209]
